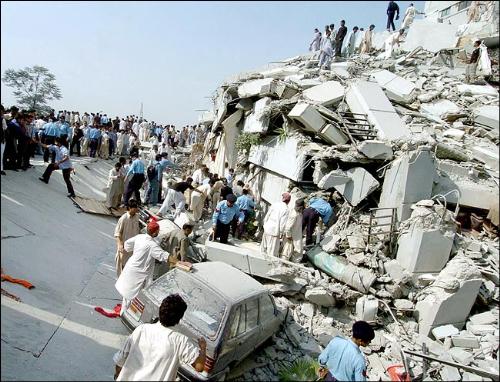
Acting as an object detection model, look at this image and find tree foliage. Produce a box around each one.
[2,65,62,113]
[278,357,321,381]
[235,132,262,154]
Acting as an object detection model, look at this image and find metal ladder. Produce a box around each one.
[338,111,378,142]
[365,207,398,255]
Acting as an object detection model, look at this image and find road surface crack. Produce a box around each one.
[1,338,40,358]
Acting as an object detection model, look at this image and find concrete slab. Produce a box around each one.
[222,109,243,130]
[290,78,322,89]
[243,97,271,134]
[431,324,459,340]
[302,81,345,106]
[456,84,498,96]
[369,70,416,103]
[259,66,300,79]
[451,334,480,349]
[420,100,461,121]
[288,102,326,133]
[345,80,410,140]
[397,228,454,274]
[238,78,275,98]
[318,124,349,145]
[260,171,291,205]
[433,176,498,210]
[401,19,458,53]
[329,167,380,207]
[471,146,499,171]
[473,105,499,132]
[358,140,393,160]
[378,148,435,223]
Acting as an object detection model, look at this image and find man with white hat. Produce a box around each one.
[261,192,291,257]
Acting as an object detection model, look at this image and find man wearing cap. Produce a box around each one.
[261,193,291,257]
[115,218,171,315]
[281,199,305,262]
[122,153,145,207]
[211,194,244,244]
[303,197,333,246]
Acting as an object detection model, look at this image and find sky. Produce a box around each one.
[1,1,425,125]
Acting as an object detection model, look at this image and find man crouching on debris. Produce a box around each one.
[317,320,375,381]
[302,196,333,247]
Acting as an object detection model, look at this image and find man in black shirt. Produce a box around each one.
[220,178,233,201]
[335,20,347,58]
[387,1,400,32]
[466,40,481,84]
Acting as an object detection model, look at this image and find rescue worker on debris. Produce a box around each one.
[211,194,244,244]
[113,294,207,381]
[302,196,333,247]
[281,198,305,262]
[115,218,170,315]
[318,320,375,381]
[261,192,291,257]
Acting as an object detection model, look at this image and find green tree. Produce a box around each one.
[2,65,62,113]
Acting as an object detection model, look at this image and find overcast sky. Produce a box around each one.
[1,1,424,125]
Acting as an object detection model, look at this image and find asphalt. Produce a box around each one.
[1,156,129,380]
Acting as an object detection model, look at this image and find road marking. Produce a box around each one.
[1,296,126,350]
[1,193,24,206]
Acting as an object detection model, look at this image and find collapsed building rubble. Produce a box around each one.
[188,21,499,382]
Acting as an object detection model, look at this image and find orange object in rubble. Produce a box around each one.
[1,273,35,289]
[387,364,411,382]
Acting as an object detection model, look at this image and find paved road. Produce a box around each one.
[1,158,129,380]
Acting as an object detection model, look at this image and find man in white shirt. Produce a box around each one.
[191,164,205,187]
[261,192,291,257]
[113,293,207,381]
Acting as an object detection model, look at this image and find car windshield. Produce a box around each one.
[148,270,227,339]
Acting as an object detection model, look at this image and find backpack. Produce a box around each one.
[147,164,157,181]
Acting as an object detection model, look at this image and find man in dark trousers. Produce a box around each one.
[387,1,400,32]
[465,40,481,84]
[335,20,347,58]
[39,137,76,198]
[123,152,145,206]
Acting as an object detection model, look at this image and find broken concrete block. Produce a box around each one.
[456,84,498,97]
[305,287,335,307]
[401,19,458,53]
[469,311,496,326]
[449,347,474,366]
[275,82,299,99]
[328,167,379,207]
[393,299,414,310]
[302,81,345,106]
[320,230,340,253]
[357,140,393,160]
[259,65,300,79]
[290,77,322,89]
[243,97,271,133]
[307,248,377,293]
[442,128,465,140]
[384,260,407,282]
[421,100,461,121]
[378,148,435,224]
[440,366,461,381]
[345,80,410,140]
[415,255,483,336]
[260,171,291,205]
[356,296,379,322]
[431,324,459,340]
[235,98,254,111]
[467,324,496,336]
[312,160,329,185]
[470,146,499,171]
[318,123,349,145]
[222,109,243,130]
[369,70,416,103]
[300,302,315,318]
[288,102,326,133]
[473,105,499,132]
[347,235,365,250]
[238,78,275,98]
[318,169,350,190]
[451,334,480,349]
[396,228,455,274]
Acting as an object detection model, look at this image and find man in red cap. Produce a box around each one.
[261,192,291,257]
[115,217,171,315]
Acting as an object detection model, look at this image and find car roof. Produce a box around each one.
[188,262,266,303]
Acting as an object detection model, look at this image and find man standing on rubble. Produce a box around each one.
[465,40,481,84]
[115,218,170,316]
[360,25,375,54]
[346,26,359,57]
[302,196,333,247]
[317,320,375,381]
[335,20,347,58]
[114,199,141,277]
[281,199,305,263]
[386,1,400,32]
[261,193,291,257]
[211,194,244,244]
[122,152,145,207]
[318,29,334,69]
[309,28,322,53]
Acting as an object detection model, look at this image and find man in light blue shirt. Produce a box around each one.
[235,189,255,239]
[318,321,374,381]
[303,197,334,246]
[39,137,75,197]
[57,116,70,144]
[123,153,145,207]
[211,194,244,244]
[42,117,58,163]
[88,125,101,158]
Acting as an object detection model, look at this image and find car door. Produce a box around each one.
[257,293,281,348]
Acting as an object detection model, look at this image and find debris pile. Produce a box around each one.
[193,27,499,381]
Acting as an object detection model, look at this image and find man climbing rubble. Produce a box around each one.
[318,320,375,381]
[261,192,291,257]
[281,198,305,262]
[465,40,481,84]
[302,196,333,247]
[211,194,244,244]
